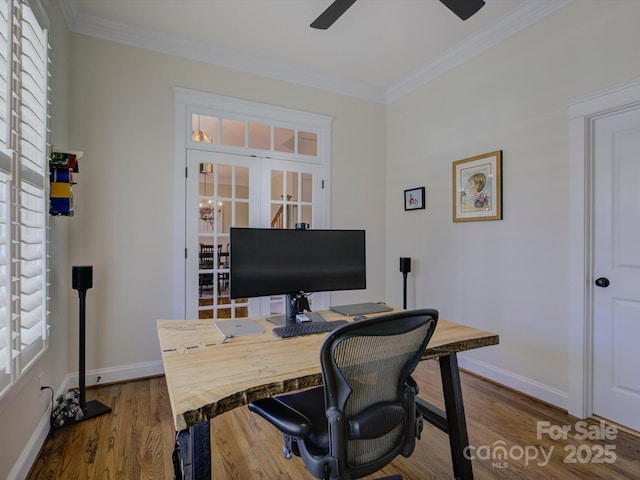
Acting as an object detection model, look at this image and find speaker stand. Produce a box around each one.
[402,272,408,309]
[399,257,411,310]
[73,266,111,423]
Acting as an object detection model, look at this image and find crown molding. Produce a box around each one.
[59,0,387,103]
[386,0,573,103]
[60,0,572,105]
[56,0,78,27]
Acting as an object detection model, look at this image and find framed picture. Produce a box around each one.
[452,150,502,222]
[404,187,425,211]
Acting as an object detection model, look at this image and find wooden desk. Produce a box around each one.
[158,310,498,480]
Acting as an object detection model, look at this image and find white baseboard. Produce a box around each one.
[11,361,164,480]
[7,379,69,480]
[67,360,165,388]
[457,355,568,410]
[8,407,52,480]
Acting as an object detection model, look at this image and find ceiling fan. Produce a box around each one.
[310,0,486,30]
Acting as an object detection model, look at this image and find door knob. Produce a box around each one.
[595,277,610,288]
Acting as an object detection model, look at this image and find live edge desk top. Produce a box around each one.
[157,308,499,433]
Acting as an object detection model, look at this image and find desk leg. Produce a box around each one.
[175,421,211,480]
[439,353,473,480]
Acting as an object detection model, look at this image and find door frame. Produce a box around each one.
[173,87,333,319]
[567,77,640,419]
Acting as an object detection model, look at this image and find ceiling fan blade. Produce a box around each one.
[439,0,486,21]
[310,0,357,30]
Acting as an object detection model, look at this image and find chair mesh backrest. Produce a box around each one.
[322,313,436,469]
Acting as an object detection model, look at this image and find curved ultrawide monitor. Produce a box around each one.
[230,228,366,299]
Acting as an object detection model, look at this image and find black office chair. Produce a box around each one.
[249,309,438,480]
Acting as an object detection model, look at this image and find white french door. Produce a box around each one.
[592,105,640,431]
[185,150,325,319]
[186,150,259,319]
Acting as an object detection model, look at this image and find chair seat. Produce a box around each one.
[249,386,329,450]
[276,386,329,450]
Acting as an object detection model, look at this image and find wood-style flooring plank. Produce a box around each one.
[27,362,640,479]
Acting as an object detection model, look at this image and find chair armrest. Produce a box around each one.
[349,402,404,439]
[249,398,312,438]
[408,375,419,395]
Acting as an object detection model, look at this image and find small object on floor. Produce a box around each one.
[51,389,84,428]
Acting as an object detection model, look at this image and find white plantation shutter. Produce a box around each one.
[19,1,47,175]
[17,0,47,368]
[0,0,9,147]
[0,0,12,395]
[0,0,48,400]
[0,170,10,393]
[18,180,47,366]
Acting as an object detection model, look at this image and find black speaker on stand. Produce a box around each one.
[400,257,411,309]
[72,266,111,422]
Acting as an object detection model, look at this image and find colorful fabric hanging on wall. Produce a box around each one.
[49,151,80,216]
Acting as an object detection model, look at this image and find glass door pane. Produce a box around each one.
[186,150,257,320]
[262,160,324,316]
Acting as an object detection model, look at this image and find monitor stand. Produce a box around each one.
[266,312,325,327]
[266,292,325,326]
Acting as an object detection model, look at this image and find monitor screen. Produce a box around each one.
[230,228,366,300]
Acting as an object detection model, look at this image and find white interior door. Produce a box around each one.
[592,106,640,431]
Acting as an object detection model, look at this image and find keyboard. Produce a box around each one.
[273,320,349,339]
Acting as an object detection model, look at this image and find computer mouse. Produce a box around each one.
[353,315,367,321]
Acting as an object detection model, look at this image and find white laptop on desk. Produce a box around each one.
[214,318,264,340]
[329,302,393,316]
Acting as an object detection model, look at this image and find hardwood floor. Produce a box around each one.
[28,376,176,479]
[28,360,640,479]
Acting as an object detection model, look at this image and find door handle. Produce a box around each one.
[595,277,610,288]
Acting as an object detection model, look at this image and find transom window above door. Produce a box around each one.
[191,114,318,157]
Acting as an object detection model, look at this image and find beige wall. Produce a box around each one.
[66,35,388,373]
[386,0,640,406]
